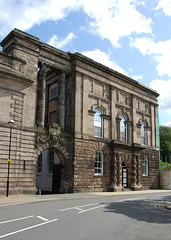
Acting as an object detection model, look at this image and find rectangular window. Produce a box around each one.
[50,87,57,100]
[94,151,103,176]
[143,156,148,176]
[94,126,102,138]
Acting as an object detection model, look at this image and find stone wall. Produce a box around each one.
[141,149,160,189]
[74,138,111,192]
[160,170,171,189]
[0,125,36,194]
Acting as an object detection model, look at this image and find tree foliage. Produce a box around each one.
[160,126,171,162]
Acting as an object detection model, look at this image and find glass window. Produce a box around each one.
[141,121,147,145]
[37,154,42,173]
[143,155,148,176]
[94,108,103,138]
[50,87,57,100]
[94,151,103,176]
[120,115,127,142]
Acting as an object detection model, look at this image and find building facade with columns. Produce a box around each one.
[0,29,159,195]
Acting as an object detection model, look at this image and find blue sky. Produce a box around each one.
[0,0,171,126]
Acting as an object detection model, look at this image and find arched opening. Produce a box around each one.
[121,162,128,188]
[36,149,62,194]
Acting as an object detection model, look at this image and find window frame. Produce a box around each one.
[143,155,148,176]
[50,86,57,100]
[141,121,147,145]
[94,108,103,138]
[94,150,103,176]
[120,115,127,142]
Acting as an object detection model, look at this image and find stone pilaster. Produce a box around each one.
[114,154,122,191]
[58,73,66,129]
[36,63,46,126]
[111,153,118,191]
[131,155,138,189]
[137,156,142,190]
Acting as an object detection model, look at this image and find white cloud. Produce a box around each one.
[132,75,143,81]
[164,121,171,127]
[132,37,171,77]
[48,32,76,49]
[81,49,127,75]
[0,0,152,47]
[149,79,171,114]
[81,0,152,47]
[0,0,80,37]
[155,0,171,16]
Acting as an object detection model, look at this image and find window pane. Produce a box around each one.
[50,87,57,100]
[143,156,148,176]
[94,151,103,176]
[94,108,103,138]
[120,115,127,142]
[141,122,147,145]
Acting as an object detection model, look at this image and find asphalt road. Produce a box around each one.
[0,192,171,240]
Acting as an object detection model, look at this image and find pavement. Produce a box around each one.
[0,189,171,209]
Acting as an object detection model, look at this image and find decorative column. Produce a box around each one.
[111,87,116,139]
[58,73,66,129]
[117,154,122,190]
[36,62,46,126]
[132,95,137,143]
[137,155,142,189]
[112,153,118,191]
[131,155,138,189]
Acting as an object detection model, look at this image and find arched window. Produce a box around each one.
[94,150,103,176]
[141,121,147,145]
[120,115,127,142]
[94,108,103,138]
[143,155,148,176]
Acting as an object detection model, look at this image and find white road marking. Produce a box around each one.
[0,218,58,239]
[0,215,34,225]
[78,204,105,213]
[0,202,32,208]
[59,203,99,212]
[36,216,48,222]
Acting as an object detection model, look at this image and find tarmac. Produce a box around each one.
[0,189,171,209]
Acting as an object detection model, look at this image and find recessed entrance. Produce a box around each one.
[36,150,61,194]
[121,162,128,188]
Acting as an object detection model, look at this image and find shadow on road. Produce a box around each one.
[103,195,171,224]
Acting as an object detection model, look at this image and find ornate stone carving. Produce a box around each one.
[36,123,61,148]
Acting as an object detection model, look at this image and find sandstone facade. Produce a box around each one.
[0,29,160,195]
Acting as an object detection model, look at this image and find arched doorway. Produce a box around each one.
[36,150,61,194]
[121,162,128,188]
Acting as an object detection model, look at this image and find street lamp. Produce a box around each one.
[6,120,15,197]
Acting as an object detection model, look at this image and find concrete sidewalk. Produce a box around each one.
[0,189,171,208]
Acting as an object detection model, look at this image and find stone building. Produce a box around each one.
[0,29,160,195]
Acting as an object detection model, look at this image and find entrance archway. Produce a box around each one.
[121,162,128,188]
[36,150,61,194]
